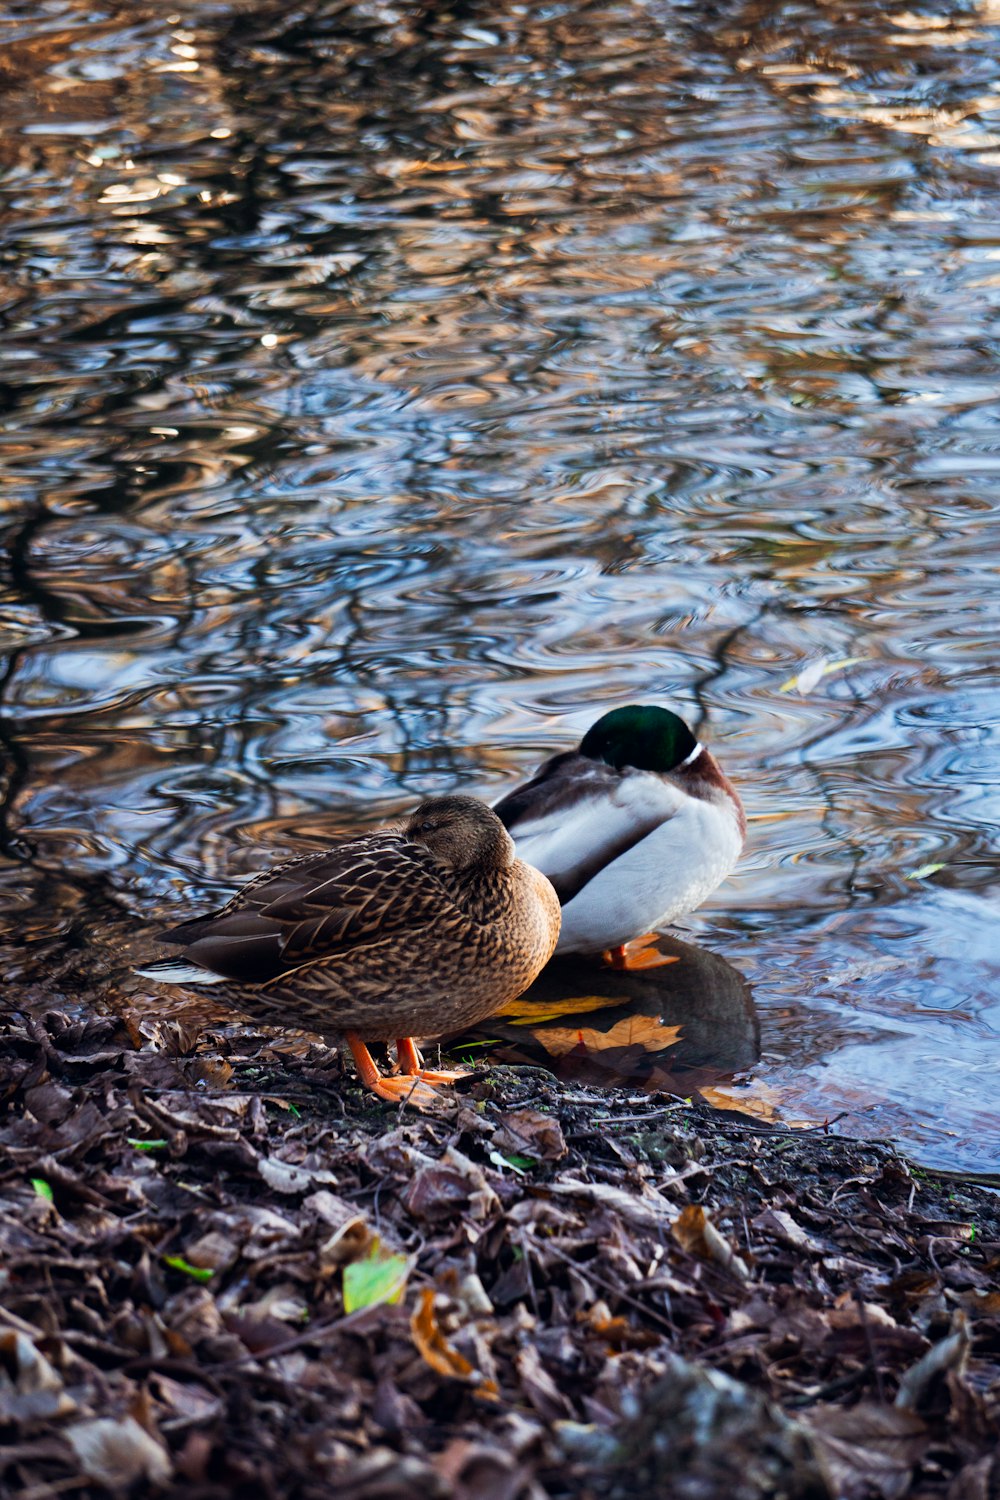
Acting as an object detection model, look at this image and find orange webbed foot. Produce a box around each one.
[346,1032,443,1110]
[394,1036,471,1086]
[603,935,680,971]
[371,1072,443,1108]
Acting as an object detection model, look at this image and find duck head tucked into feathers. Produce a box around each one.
[137,793,560,1106]
[494,702,744,961]
[404,794,515,874]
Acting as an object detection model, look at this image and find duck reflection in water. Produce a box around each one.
[449,933,758,1096]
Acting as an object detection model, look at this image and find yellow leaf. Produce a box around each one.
[497,994,614,1025]
[780,656,865,694]
[701,1081,814,1128]
[700,1083,779,1121]
[533,1016,681,1057]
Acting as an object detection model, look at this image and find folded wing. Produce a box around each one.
[158,832,457,983]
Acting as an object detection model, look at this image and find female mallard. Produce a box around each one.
[493,705,744,966]
[138,795,561,1104]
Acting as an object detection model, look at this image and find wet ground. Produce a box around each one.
[1,0,999,1170]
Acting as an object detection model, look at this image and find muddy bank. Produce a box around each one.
[2,1008,998,1500]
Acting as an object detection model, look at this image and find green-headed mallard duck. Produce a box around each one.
[138,795,561,1104]
[493,705,744,966]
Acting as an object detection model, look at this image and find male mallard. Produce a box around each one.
[493,705,744,965]
[137,795,561,1104]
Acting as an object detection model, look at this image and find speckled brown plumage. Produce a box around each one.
[141,796,560,1098]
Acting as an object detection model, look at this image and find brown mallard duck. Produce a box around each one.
[138,795,561,1104]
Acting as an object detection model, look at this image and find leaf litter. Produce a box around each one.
[1,1008,998,1499]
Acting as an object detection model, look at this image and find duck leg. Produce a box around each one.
[395,1036,470,1085]
[604,935,679,971]
[345,1032,441,1106]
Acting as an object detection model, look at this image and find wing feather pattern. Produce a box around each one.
[159,832,463,984]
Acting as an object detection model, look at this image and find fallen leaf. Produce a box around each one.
[498,994,617,1024]
[673,1204,750,1280]
[515,1343,574,1419]
[905,862,946,881]
[700,1080,813,1127]
[342,1239,411,1313]
[490,1151,532,1174]
[804,1402,926,1500]
[780,655,865,694]
[257,1155,316,1195]
[752,1208,828,1254]
[494,1108,567,1162]
[182,1231,239,1273]
[405,1146,499,1222]
[163,1255,214,1284]
[65,1415,172,1488]
[533,1016,681,1058]
[0,1329,77,1423]
[895,1312,970,1410]
[410,1288,499,1398]
[546,1177,675,1230]
[312,1195,373,1269]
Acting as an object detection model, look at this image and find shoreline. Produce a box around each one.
[2,1007,998,1498]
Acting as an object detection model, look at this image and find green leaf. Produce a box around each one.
[504,1154,536,1170]
[31,1177,54,1203]
[127,1137,168,1152]
[287,1103,301,1119]
[163,1254,214,1283]
[342,1241,410,1313]
[906,862,945,881]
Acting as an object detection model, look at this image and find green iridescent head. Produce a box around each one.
[579,705,698,773]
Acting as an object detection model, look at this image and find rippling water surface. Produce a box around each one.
[2,0,998,1170]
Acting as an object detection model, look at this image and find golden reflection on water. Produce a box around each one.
[1,0,999,1169]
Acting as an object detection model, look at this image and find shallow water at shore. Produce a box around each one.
[1,0,998,1169]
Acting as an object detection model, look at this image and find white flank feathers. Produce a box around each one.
[509,770,743,954]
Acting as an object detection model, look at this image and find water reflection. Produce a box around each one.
[1,0,999,1169]
[453,935,759,1095]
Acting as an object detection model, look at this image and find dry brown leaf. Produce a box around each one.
[895,1312,970,1410]
[546,1177,675,1230]
[514,1343,574,1420]
[0,1329,77,1424]
[65,1415,172,1488]
[585,1309,661,1351]
[752,1208,828,1254]
[533,1015,681,1058]
[494,1107,567,1162]
[410,1289,499,1399]
[700,1082,780,1120]
[673,1204,750,1281]
[804,1402,926,1500]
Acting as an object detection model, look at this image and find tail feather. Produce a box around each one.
[135,959,227,986]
